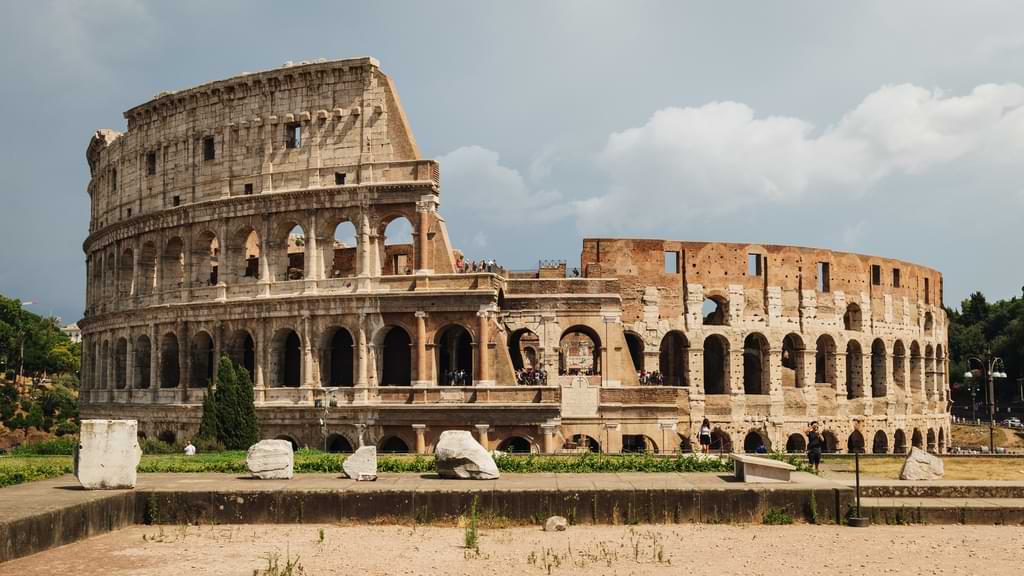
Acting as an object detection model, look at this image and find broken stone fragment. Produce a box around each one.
[899,446,944,481]
[343,445,378,481]
[246,439,294,480]
[74,419,143,490]
[544,516,568,532]
[434,430,500,480]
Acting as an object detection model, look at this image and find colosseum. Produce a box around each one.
[78,57,951,456]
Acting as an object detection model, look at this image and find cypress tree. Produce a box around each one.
[212,356,238,448]
[233,361,260,449]
[196,378,219,442]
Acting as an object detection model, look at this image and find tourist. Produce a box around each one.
[806,422,823,473]
[184,440,196,456]
[699,418,712,454]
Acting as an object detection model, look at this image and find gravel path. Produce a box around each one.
[2,523,1022,576]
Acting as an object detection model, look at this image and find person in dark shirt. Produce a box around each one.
[806,421,823,473]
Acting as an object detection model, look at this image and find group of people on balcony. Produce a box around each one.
[455,256,500,274]
[441,369,470,386]
[515,367,548,386]
[637,370,666,386]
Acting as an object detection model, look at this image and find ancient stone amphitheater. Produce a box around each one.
[79,57,950,455]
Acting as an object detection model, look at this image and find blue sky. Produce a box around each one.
[1,1,1023,322]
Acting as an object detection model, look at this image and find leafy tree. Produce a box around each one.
[947,290,1024,406]
[0,381,17,424]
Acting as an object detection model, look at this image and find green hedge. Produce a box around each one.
[0,459,73,488]
[10,437,78,456]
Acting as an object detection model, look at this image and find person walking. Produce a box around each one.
[184,440,196,456]
[699,418,712,454]
[806,422,823,473]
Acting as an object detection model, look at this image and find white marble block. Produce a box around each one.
[74,419,143,490]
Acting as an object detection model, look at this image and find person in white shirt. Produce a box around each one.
[184,441,196,456]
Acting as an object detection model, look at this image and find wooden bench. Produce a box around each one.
[730,454,796,483]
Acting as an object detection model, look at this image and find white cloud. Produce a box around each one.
[574,83,1024,233]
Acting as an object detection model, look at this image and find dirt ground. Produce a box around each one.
[951,424,1024,451]
[823,456,1024,480]
[2,523,1023,576]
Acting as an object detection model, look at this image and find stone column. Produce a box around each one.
[477,309,492,386]
[415,311,429,386]
[255,321,267,401]
[259,215,272,295]
[603,422,621,454]
[358,212,372,277]
[182,231,193,302]
[305,210,319,282]
[658,420,677,454]
[356,314,369,387]
[415,196,436,273]
[213,322,223,381]
[474,424,490,450]
[126,334,135,392]
[131,241,140,298]
[302,314,316,388]
[150,324,160,402]
[541,424,559,454]
[412,424,427,454]
[178,322,190,402]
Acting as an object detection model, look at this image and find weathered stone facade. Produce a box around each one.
[79,57,950,455]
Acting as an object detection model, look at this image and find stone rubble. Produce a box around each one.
[343,445,378,481]
[246,439,294,480]
[434,430,499,480]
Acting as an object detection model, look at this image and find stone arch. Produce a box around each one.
[872,430,888,454]
[321,326,355,387]
[324,217,358,278]
[226,329,256,380]
[508,328,540,370]
[926,428,937,452]
[138,241,158,295]
[497,436,533,454]
[743,429,770,453]
[271,328,302,387]
[703,334,730,394]
[114,337,128,389]
[844,303,863,331]
[742,333,770,395]
[565,434,601,453]
[436,324,473,386]
[847,430,865,453]
[378,325,412,386]
[870,338,887,398]
[134,335,151,389]
[161,237,185,292]
[381,215,415,276]
[709,427,732,452]
[379,435,410,453]
[938,428,945,453]
[846,340,864,399]
[160,332,180,388]
[659,330,689,387]
[275,434,300,452]
[925,344,936,396]
[892,340,907,391]
[157,430,177,444]
[911,428,924,449]
[924,311,934,333]
[702,294,729,326]
[559,325,601,376]
[786,433,806,453]
[231,226,262,282]
[326,433,354,453]
[118,247,134,297]
[781,333,805,388]
[192,229,220,287]
[821,430,839,453]
[622,434,658,453]
[894,429,907,454]
[190,330,215,388]
[275,220,307,281]
[910,341,923,392]
[815,334,837,385]
[623,331,645,372]
[104,250,115,299]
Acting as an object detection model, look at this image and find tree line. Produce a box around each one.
[947,290,1024,406]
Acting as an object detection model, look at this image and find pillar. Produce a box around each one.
[659,420,677,454]
[213,322,223,383]
[541,424,558,454]
[356,314,369,387]
[415,311,429,386]
[150,324,159,402]
[126,334,135,391]
[415,197,434,273]
[305,210,319,281]
[255,321,267,402]
[259,216,272,293]
[412,424,427,454]
[358,212,372,277]
[477,309,492,386]
[302,315,316,388]
[475,424,490,450]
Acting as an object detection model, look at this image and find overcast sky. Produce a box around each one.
[1,1,1023,323]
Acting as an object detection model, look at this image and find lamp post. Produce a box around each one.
[964,349,1008,454]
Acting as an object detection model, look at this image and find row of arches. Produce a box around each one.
[701,298,937,336]
[782,427,945,454]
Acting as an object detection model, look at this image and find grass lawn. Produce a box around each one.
[824,455,1024,481]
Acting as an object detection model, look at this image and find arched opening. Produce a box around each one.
[272,329,301,387]
[497,436,532,454]
[892,340,907,391]
[821,431,839,453]
[99,340,110,389]
[926,428,936,452]
[282,223,306,281]
[327,220,358,278]
[559,326,601,376]
[938,428,945,453]
[815,335,837,385]
[508,328,540,371]
[872,430,888,454]
[137,242,157,295]
[743,333,770,395]
[157,430,176,444]
[380,326,412,386]
[323,328,355,387]
[894,429,907,454]
[781,333,804,388]
[870,339,887,398]
[226,330,256,380]
[134,335,151,389]
[564,434,601,453]
[382,216,414,276]
[702,296,728,326]
[846,340,864,399]
[114,338,128,389]
[118,248,134,296]
[847,430,865,453]
[436,325,473,386]
[743,430,770,453]
[621,434,658,454]
[786,433,806,453]
[935,344,946,397]
[703,334,729,394]
[235,227,262,282]
[192,231,220,287]
[326,433,353,453]
[379,436,410,453]
[104,251,115,299]
[923,311,934,333]
[709,428,732,452]
[844,303,863,331]
[92,341,102,389]
[911,428,924,449]
[925,344,936,396]
[190,331,214,388]
[275,435,300,452]
[160,237,185,292]
[624,332,645,372]
[910,342,923,392]
[659,331,689,386]
[160,333,180,388]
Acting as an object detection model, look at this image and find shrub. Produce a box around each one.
[192,436,225,453]
[140,438,180,454]
[0,460,72,488]
[11,436,77,455]
[54,419,79,436]
[763,507,794,525]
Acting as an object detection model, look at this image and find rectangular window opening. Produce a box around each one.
[111,169,117,193]
[127,208,132,217]
[871,264,881,286]
[146,152,157,176]
[335,172,347,185]
[286,123,302,149]
[172,195,181,207]
[924,277,931,304]
[817,262,831,293]
[243,183,254,196]
[747,253,763,276]
[202,136,215,161]
[664,251,679,274]
[893,268,901,288]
